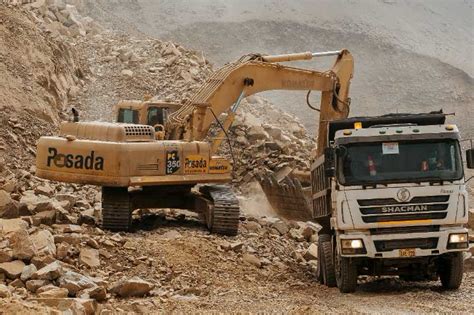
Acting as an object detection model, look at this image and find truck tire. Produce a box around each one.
[102,187,132,231]
[335,253,358,293]
[439,252,463,290]
[320,235,337,287]
[317,234,331,283]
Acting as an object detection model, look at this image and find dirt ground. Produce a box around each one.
[101,219,474,314]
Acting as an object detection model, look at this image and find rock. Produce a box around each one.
[1,179,17,193]
[32,261,64,280]
[79,248,100,268]
[0,248,13,263]
[29,298,97,314]
[35,184,54,197]
[26,279,51,293]
[0,260,25,279]
[33,210,57,226]
[243,253,261,268]
[56,242,69,260]
[289,228,305,242]
[303,243,318,261]
[38,286,69,298]
[31,255,57,269]
[468,209,474,229]
[78,209,96,226]
[78,285,107,301]
[110,277,154,297]
[0,190,19,218]
[9,278,25,288]
[302,225,317,241]
[230,241,244,252]
[54,233,82,245]
[21,264,37,282]
[162,230,182,239]
[245,221,262,232]
[54,194,76,209]
[109,233,124,243]
[0,218,28,234]
[20,191,52,213]
[272,221,289,235]
[9,228,35,260]
[0,284,11,298]
[247,126,270,141]
[31,230,56,256]
[59,271,96,296]
[121,69,133,77]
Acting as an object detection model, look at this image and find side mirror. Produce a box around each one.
[324,147,335,177]
[466,149,474,169]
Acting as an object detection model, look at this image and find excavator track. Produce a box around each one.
[101,187,132,231]
[199,185,240,236]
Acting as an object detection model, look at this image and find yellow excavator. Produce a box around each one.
[35,50,353,235]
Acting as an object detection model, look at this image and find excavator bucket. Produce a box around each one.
[257,168,313,222]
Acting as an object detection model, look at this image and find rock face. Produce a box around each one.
[110,277,154,297]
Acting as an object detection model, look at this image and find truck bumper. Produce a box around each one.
[339,227,469,258]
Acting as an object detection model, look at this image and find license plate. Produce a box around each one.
[399,248,416,257]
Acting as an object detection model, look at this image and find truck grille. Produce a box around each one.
[358,195,450,223]
[374,237,438,252]
[370,225,440,235]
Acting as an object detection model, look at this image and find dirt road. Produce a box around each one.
[102,217,474,314]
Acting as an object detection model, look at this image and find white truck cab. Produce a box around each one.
[313,112,473,293]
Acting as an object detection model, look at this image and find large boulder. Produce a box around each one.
[110,277,154,297]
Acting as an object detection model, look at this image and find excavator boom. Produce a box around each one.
[167,50,354,157]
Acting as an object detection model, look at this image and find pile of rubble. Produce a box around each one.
[220,96,315,186]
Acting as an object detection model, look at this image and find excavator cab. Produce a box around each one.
[115,100,182,139]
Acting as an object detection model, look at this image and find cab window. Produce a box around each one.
[117,109,139,123]
[147,107,168,126]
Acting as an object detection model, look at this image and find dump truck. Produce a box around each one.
[35,49,354,235]
[307,112,473,292]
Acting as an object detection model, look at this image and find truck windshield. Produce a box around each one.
[338,139,463,185]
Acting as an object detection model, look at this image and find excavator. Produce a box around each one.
[35,49,354,235]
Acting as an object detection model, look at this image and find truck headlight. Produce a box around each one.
[341,239,366,255]
[447,233,469,249]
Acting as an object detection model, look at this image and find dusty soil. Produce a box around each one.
[98,219,474,314]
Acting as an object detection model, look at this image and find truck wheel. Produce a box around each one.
[320,235,337,287]
[317,234,331,283]
[439,252,463,290]
[335,252,358,293]
[102,187,132,231]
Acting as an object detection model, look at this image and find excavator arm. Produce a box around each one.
[166,50,354,157]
